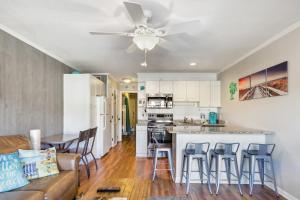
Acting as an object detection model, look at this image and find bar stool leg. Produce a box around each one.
[167,149,175,182]
[249,155,256,196]
[239,154,245,183]
[197,158,204,184]
[152,149,158,181]
[215,155,222,195]
[257,158,265,186]
[224,158,231,185]
[180,155,186,184]
[270,156,279,197]
[186,155,192,194]
[204,155,213,194]
[234,156,243,196]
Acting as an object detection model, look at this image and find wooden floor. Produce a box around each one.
[78,135,283,200]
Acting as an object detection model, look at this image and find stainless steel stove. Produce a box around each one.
[147,113,175,157]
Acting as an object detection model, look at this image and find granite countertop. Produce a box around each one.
[166,125,273,135]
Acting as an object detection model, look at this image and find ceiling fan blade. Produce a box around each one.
[90,32,134,37]
[123,1,147,26]
[126,43,138,53]
[160,20,202,36]
[157,38,174,51]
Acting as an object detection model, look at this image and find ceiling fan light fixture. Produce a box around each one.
[141,62,147,67]
[122,78,131,83]
[189,62,197,66]
[133,35,159,51]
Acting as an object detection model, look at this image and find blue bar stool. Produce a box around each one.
[209,143,243,195]
[180,143,212,195]
[240,143,279,197]
[152,136,175,182]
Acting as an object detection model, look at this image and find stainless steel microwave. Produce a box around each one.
[146,94,173,109]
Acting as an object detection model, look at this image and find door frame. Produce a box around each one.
[118,90,138,142]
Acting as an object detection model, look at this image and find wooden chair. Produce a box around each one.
[69,129,90,178]
[85,127,98,170]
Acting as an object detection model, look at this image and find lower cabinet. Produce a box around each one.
[136,125,148,157]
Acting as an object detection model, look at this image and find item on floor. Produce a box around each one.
[97,187,121,193]
[149,197,188,200]
[29,129,41,150]
[18,147,59,180]
[0,152,29,192]
[76,192,86,200]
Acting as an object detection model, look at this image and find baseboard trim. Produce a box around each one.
[265,183,299,200]
[175,176,299,200]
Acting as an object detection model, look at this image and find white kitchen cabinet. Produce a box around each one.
[186,81,199,102]
[199,81,211,107]
[145,81,159,94]
[173,81,187,101]
[210,81,221,107]
[159,81,173,93]
[136,125,148,157]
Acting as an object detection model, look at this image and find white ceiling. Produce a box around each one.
[1,0,300,81]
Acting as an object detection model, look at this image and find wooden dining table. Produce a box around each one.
[41,134,79,153]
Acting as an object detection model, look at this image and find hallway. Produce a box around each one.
[78,136,283,200]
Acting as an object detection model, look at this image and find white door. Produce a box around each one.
[186,81,199,102]
[199,81,211,107]
[173,81,186,101]
[159,81,173,93]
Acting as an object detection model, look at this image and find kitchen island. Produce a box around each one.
[167,125,273,183]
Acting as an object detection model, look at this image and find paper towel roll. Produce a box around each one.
[30,129,41,150]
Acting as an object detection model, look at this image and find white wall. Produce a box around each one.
[219,26,300,199]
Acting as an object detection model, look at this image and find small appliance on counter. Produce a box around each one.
[209,112,218,125]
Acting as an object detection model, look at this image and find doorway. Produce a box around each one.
[121,92,137,137]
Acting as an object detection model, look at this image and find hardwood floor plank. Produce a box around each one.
[78,135,283,200]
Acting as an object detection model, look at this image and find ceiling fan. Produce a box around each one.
[90,1,201,66]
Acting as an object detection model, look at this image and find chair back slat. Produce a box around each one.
[247,143,275,155]
[75,129,90,154]
[86,127,97,154]
[214,142,240,155]
[185,143,210,155]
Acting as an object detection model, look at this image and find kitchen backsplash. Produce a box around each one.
[138,102,218,120]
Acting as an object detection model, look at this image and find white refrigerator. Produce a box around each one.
[93,96,111,158]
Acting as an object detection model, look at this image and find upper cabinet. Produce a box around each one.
[159,81,173,94]
[210,81,221,107]
[145,81,159,94]
[173,81,187,101]
[145,80,221,107]
[186,81,199,102]
[199,81,211,107]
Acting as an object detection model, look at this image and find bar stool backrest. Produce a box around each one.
[214,142,240,155]
[247,143,275,155]
[75,129,90,154]
[86,127,97,154]
[185,143,210,155]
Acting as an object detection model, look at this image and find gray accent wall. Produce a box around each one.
[0,29,73,137]
[219,27,300,199]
